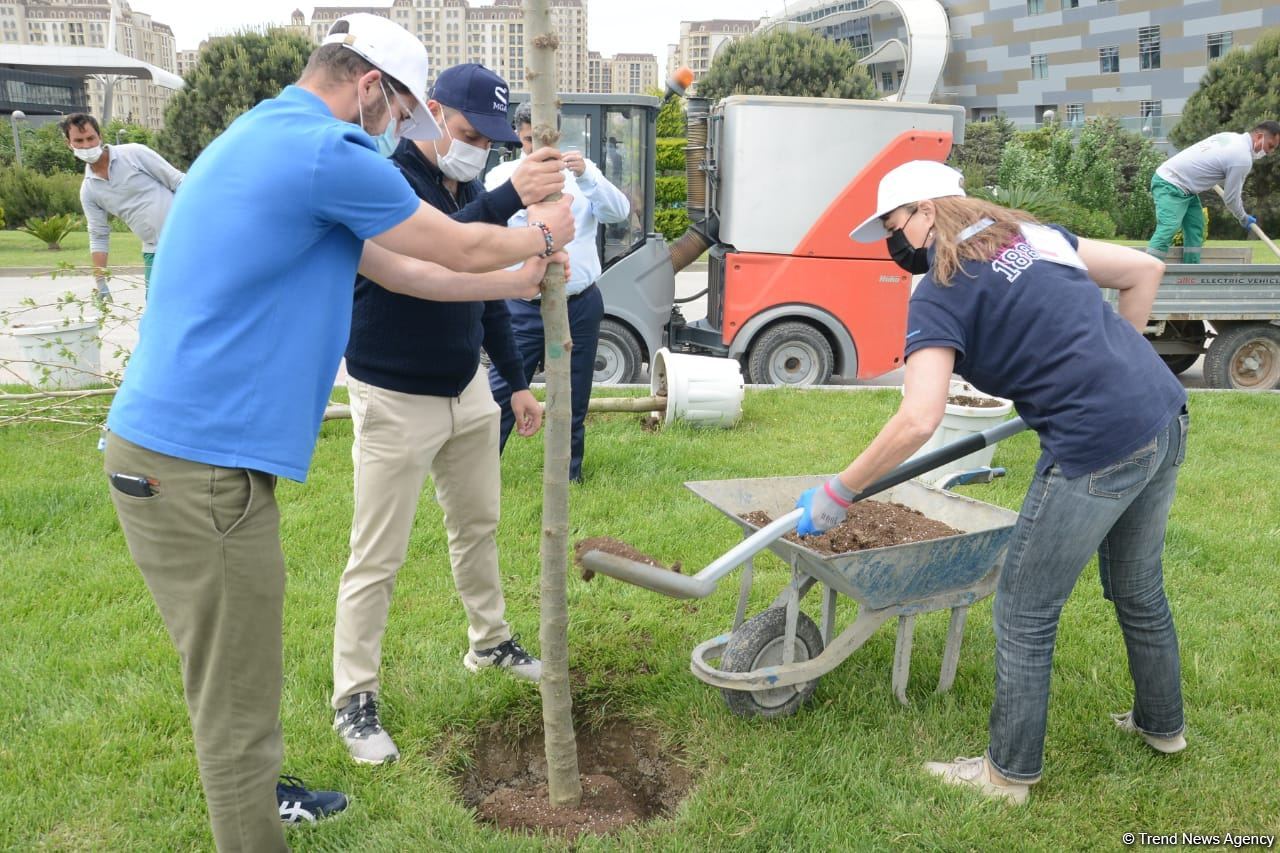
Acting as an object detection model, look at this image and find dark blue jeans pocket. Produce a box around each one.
[1088,437,1157,499]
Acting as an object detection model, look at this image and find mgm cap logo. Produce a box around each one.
[493,86,509,111]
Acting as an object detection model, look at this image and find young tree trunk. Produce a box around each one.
[526,0,582,808]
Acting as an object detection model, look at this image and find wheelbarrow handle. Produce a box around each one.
[581,416,1028,600]
[579,508,804,600]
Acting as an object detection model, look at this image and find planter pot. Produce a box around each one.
[650,348,744,428]
[907,380,1013,483]
[8,321,102,390]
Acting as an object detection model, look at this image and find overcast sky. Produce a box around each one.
[143,0,785,57]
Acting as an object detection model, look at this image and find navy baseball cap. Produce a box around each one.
[430,63,520,144]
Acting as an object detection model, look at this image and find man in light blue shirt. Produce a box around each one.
[103,13,573,851]
[62,113,184,299]
[485,101,631,481]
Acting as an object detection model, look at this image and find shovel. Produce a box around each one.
[580,417,1028,599]
[1212,184,1280,261]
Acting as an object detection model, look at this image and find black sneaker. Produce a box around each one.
[277,775,348,824]
[463,634,542,682]
[334,691,400,764]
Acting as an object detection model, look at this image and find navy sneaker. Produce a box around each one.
[277,775,348,824]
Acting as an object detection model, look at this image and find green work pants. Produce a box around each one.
[105,433,288,852]
[1147,173,1205,263]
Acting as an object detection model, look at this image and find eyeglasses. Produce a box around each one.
[380,82,417,135]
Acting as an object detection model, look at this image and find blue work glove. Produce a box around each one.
[1244,214,1257,230]
[796,476,856,536]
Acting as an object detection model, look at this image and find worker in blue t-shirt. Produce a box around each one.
[102,14,573,851]
[798,160,1188,806]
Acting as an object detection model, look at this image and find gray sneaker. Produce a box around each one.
[333,692,399,765]
[923,755,1030,805]
[1111,710,1187,754]
[463,634,542,683]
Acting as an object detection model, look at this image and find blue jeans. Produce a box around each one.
[987,409,1189,783]
[488,284,603,482]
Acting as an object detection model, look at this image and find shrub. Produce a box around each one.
[19,213,81,250]
[656,175,687,207]
[969,183,1071,222]
[1054,203,1118,239]
[654,208,691,241]
[0,168,81,225]
[656,138,686,173]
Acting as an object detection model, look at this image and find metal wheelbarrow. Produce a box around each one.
[580,419,1026,718]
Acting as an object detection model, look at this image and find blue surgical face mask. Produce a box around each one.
[375,123,398,157]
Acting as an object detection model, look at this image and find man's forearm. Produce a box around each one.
[358,241,539,301]
[440,218,545,272]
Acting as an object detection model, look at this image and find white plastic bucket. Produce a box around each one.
[650,348,744,428]
[907,380,1013,483]
[8,321,102,390]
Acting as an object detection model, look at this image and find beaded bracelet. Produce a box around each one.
[530,221,555,258]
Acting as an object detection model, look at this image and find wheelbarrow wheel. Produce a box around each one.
[720,608,824,719]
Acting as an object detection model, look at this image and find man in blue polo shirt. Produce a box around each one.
[102,14,573,852]
[332,63,567,765]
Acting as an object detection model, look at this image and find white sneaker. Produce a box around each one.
[463,634,542,683]
[1111,710,1186,754]
[333,692,400,765]
[923,755,1030,805]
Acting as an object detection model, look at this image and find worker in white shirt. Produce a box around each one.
[62,113,184,300]
[485,101,631,482]
[1146,120,1278,263]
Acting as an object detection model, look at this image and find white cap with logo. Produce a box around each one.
[323,12,441,141]
[849,160,966,243]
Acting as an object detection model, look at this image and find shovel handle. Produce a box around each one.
[1212,185,1280,261]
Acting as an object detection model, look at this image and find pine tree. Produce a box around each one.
[1172,29,1280,234]
[157,30,314,169]
[696,29,876,102]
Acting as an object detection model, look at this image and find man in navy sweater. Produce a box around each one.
[331,63,566,764]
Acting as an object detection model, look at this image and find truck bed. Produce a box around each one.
[1108,263,1280,321]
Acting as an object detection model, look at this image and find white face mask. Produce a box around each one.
[74,145,104,164]
[434,119,489,183]
[1253,146,1268,161]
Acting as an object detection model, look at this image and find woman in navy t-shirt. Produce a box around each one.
[798,161,1189,804]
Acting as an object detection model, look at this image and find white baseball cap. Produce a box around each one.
[849,160,966,243]
[323,13,441,141]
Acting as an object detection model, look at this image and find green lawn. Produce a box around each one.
[2,389,1278,850]
[0,229,144,272]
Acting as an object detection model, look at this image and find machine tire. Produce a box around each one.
[720,608,824,719]
[746,321,834,386]
[1203,323,1280,390]
[1148,320,1204,376]
[1160,354,1200,376]
[594,319,644,385]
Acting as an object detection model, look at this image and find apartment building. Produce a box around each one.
[666,19,760,92]
[294,0,587,92]
[588,51,659,94]
[1,0,178,129]
[770,0,1280,138]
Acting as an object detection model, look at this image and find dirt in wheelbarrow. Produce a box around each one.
[454,717,695,840]
[742,501,962,555]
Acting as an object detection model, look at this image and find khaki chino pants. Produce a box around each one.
[331,369,512,708]
[106,433,287,853]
